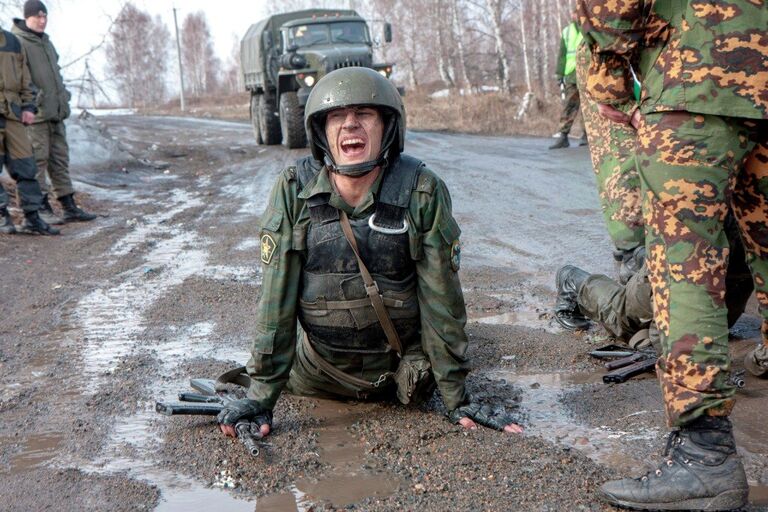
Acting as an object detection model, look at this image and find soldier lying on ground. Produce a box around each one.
[554,216,755,354]
[217,67,523,440]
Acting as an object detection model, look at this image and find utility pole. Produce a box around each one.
[173,7,186,112]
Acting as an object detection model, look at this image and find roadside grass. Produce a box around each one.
[140,89,572,138]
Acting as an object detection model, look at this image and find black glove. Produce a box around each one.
[448,402,518,431]
[216,399,272,430]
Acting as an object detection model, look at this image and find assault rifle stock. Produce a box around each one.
[155,378,266,457]
[589,344,658,384]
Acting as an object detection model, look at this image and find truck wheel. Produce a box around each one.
[259,93,281,145]
[279,92,307,149]
[250,94,263,145]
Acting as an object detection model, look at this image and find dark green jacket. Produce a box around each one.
[247,159,470,411]
[12,19,71,122]
[0,28,36,121]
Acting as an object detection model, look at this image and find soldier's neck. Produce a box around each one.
[330,167,381,207]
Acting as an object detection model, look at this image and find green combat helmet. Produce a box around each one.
[304,67,405,176]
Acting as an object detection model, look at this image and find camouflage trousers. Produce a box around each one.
[575,45,644,251]
[637,111,768,427]
[556,82,585,136]
[28,120,74,199]
[0,116,42,212]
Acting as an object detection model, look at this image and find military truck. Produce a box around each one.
[240,9,393,149]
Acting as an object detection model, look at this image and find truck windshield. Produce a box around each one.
[287,22,369,48]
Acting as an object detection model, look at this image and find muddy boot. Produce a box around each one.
[0,207,16,234]
[18,210,60,235]
[599,416,748,511]
[39,194,64,225]
[744,344,768,378]
[619,246,646,285]
[579,133,589,146]
[59,193,97,222]
[548,133,570,150]
[554,265,591,330]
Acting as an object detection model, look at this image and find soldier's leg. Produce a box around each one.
[638,112,760,427]
[27,122,52,196]
[558,83,580,136]
[5,119,58,235]
[576,45,644,253]
[46,121,74,199]
[724,216,755,328]
[4,119,43,213]
[578,266,652,340]
[0,129,15,234]
[732,141,768,375]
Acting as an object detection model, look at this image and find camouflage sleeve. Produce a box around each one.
[574,0,643,105]
[19,41,37,112]
[556,34,567,80]
[411,170,470,411]
[245,169,302,410]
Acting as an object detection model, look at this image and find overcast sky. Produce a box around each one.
[3,0,273,102]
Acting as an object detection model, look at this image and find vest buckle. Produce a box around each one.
[368,213,409,235]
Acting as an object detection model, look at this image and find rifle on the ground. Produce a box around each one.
[589,344,658,384]
[155,378,266,457]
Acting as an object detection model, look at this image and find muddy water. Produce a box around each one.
[491,370,662,474]
[5,433,65,472]
[290,400,402,507]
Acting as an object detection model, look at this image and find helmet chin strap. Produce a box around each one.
[324,154,388,177]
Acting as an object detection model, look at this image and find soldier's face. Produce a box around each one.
[26,12,48,33]
[325,107,383,166]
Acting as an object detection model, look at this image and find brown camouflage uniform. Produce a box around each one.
[575,44,643,252]
[577,0,768,427]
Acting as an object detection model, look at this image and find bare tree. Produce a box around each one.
[104,3,170,108]
[222,33,242,94]
[181,11,221,96]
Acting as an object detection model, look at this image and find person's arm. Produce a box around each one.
[556,32,567,81]
[411,171,469,412]
[245,169,303,410]
[574,0,646,105]
[19,42,38,117]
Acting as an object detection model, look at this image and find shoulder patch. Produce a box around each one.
[261,233,277,265]
[415,172,438,195]
[285,166,297,182]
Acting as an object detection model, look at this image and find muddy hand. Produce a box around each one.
[450,402,524,434]
[217,398,272,438]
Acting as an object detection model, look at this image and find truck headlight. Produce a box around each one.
[304,75,315,87]
[378,70,388,77]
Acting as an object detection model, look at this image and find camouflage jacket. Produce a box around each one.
[575,0,768,120]
[247,158,470,411]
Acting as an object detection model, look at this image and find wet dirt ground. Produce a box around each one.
[1,115,766,511]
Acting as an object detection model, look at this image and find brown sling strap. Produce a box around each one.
[339,210,404,357]
[302,333,392,390]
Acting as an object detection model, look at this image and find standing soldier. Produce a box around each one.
[12,0,96,224]
[549,21,587,150]
[577,0,768,510]
[0,20,58,235]
[216,67,523,440]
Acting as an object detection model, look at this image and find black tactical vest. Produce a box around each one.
[296,155,424,354]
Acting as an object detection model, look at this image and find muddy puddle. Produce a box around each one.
[490,369,662,474]
[5,433,65,472]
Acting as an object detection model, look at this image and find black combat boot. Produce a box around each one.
[548,133,570,150]
[600,416,748,511]
[59,193,97,222]
[0,207,16,234]
[744,344,768,378]
[579,132,589,146]
[554,265,591,330]
[39,194,64,225]
[619,246,646,285]
[18,210,60,235]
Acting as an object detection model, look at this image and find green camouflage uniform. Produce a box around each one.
[575,44,644,252]
[577,0,768,426]
[555,22,585,136]
[12,19,75,200]
[246,160,469,412]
